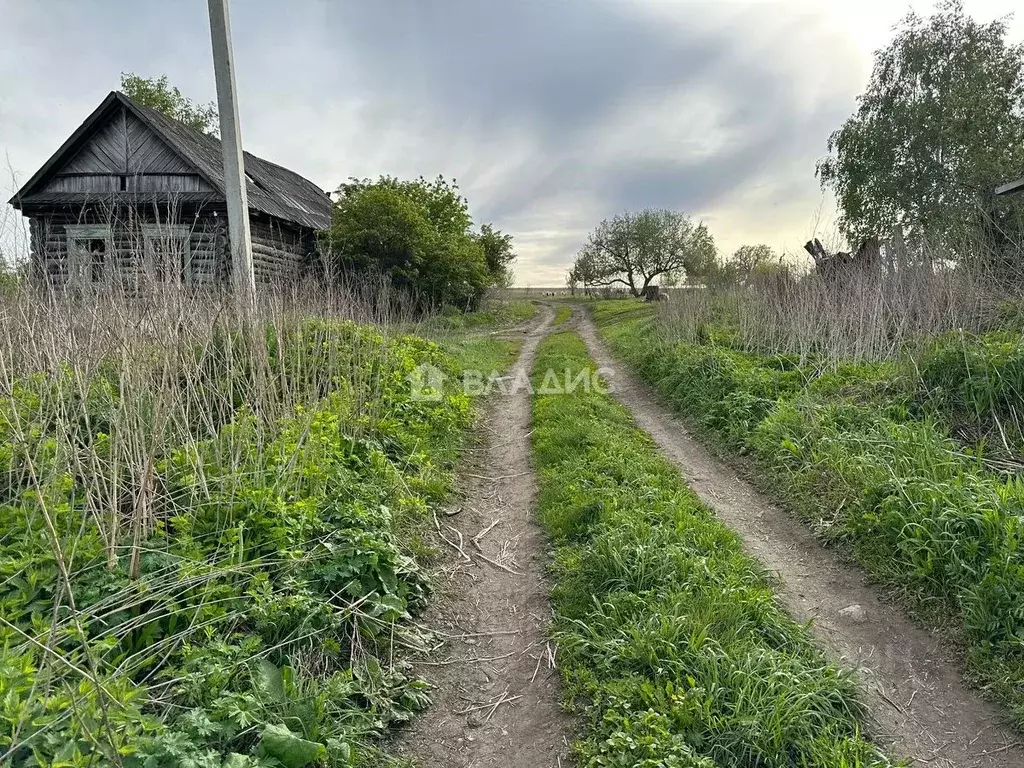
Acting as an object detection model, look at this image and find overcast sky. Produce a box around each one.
[2,0,1022,285]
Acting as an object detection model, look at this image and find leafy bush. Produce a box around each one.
[326,176,514,311]
[531,329,893,767]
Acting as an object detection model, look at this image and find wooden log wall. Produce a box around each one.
[26,204,226,287]
[249,218,308,282]
[27,206,313,287]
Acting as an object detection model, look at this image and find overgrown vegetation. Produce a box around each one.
[655,225,1024,363]
[530,329,896,767]
[592,297,1024,722]
[120,73,219,136]
[326,177,515,311]
[0,284,518,767]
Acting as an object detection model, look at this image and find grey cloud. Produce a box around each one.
[323,0,725,139]
[303,1,854,235]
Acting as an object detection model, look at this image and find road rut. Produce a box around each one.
[396,306,572,767]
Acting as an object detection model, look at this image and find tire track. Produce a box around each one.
[397,305,573,767]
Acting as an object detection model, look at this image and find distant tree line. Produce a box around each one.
[564,208,788,296]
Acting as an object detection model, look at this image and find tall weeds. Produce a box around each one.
[0,275,471,766]
[660,237,1023,365]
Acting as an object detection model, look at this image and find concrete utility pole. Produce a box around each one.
[207,0,256,302]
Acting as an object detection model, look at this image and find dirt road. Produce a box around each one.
[396,305,572,767]
[575,307,1023,768]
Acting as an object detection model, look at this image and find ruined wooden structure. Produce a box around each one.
[640,285,670,302]
[803,237,883,281]
[9,91,333,288]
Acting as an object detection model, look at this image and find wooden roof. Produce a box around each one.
[10,91,334,231]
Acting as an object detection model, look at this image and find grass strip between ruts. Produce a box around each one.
[530,328,898,768]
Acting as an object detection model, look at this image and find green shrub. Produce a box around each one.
[918,331,1024,455]
[0,320,475,767]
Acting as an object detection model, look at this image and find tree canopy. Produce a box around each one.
[568,209,716,296]
[326,176,514,309]
[475,223,516,288]
[120,73,220,136]
[818,1,1024,249]
[715,244,780,285]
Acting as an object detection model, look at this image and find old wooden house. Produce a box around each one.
[9,91,334,287]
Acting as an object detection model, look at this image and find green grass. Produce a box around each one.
[590,300,1024,725]
[500,298,541,325]
[0,320,504,768]
[440,335,521,375]
[422,299,538,334]
[422,299,530,374]
[553,306,572,326]
[530,328,896,767]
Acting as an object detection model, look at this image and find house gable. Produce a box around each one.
[58,105,195,176]
[11,93,218,203]
[37,105,215,196]
[10,91,331,230]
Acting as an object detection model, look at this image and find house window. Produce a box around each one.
[143,225,193,285]
[65,225,113,286]
[87,239,106,282]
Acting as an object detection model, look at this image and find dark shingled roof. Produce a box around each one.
[10,91,334,231]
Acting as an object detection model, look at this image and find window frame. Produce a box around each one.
[141,224,194,286]
[65,224,113,287]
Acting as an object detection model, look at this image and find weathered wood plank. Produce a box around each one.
[55,107,195,179]
[131,175,208,193]
[127,110,192,174]
[63,107,129,174]
[40,175,120,193]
